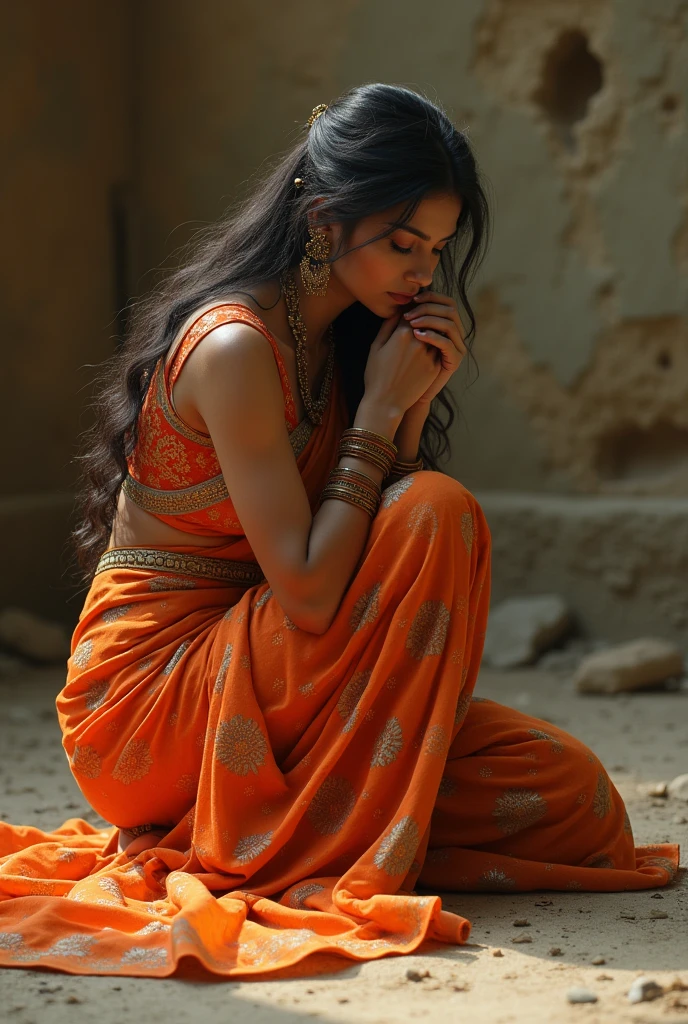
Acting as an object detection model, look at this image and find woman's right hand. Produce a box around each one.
[363,313,442,413]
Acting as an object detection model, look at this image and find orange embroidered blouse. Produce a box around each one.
[122,304,321,536]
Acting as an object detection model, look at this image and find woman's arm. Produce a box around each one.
[393,404,429,462]
[187,323,403,634]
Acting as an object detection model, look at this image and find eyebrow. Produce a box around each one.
[386,222,458,242]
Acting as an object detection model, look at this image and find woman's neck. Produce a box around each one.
[242,272,356,353]
[288,270,354,348]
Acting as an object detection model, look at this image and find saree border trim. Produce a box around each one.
[123,417,314,517]
[289,417,314,458]
[122,473,230,515]
[155,363,215,448]
[95,547,266,585]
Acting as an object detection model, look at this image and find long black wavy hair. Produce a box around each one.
[73,82,491,579]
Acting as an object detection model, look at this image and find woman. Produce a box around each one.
[0,84,678,978]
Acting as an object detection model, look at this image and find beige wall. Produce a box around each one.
[1,3,132,621]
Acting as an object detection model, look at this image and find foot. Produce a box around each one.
[117,828,168,857]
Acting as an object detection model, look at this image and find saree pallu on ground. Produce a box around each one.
[0,466,680,977]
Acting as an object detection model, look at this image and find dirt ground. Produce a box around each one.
[0,662,686,1024]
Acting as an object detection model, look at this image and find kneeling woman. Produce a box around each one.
[0,83,678,979]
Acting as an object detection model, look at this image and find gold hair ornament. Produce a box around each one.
[307,103,328,128]
[293,103,328,189]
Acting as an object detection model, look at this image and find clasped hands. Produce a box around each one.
[401,290,468,408]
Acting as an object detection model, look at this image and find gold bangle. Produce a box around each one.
[341,430,397,462]
[326,484,380,512]
[339,450,392,475]
[321,491,379,519]
[341,426,398,454]
[321,482,380,517]
[338,440,395,474]
[392,457,424,472]
[325,477,381,505]
[388,457,424,479]
[339,432,396,457]
[328,467,381,495]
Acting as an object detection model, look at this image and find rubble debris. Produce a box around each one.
[627,977,664,1003]
[405,968,431,982]
[566,988,598,1004]
[640,781,668,798]
[668,773,688,802]
[573,637,684,694]
[482,595,572,669]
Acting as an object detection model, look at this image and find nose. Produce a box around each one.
[405,253,436,288]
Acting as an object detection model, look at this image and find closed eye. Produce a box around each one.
[390,240,443,256]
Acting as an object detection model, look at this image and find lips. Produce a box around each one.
[388,291,418,302]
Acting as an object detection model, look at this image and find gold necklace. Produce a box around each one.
[281,268,335,425]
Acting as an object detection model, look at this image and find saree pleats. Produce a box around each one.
[0,471,679,977]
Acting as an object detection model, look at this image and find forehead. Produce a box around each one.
[376,193,462,232]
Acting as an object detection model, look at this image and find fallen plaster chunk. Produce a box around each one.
[567,988,598,1004]
[668,773,688,802]
[482,595,572,669]
[573,637,684,694]
[627,977,664,1003]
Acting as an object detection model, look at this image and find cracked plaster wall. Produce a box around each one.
[452,0,688,497]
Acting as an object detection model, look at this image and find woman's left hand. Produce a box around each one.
[401,290,468,407]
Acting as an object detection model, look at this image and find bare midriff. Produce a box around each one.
[107,490,231,550]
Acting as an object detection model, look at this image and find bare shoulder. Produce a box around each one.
[184,319,286,443]
[187,317,279,378]
[165,288,273,364]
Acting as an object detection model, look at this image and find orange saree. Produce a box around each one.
[0,306,680,978]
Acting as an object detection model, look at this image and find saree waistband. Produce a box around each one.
[95,547,266,586]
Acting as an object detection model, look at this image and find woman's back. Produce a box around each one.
[109,290,332,554]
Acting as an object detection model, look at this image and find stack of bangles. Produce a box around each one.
[320,427,424,519]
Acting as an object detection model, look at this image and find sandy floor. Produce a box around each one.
[0,663,686,1023]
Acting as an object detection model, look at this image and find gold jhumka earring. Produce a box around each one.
[299,227,331,296]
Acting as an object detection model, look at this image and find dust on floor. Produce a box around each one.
[0,665,686,1024]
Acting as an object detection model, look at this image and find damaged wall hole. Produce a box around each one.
[596,421,688,482]
[533,29,604,146]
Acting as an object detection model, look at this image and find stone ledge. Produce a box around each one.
[475,490,688,648]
